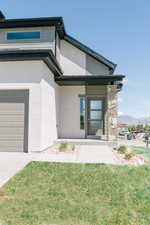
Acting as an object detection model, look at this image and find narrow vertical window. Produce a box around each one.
[80,97,85,129]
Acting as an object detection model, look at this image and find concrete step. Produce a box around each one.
[55,139,117,148]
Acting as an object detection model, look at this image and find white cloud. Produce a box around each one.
[118,111,124,116]
[118,96,123,103]
[122,78,128,85]
[118,93,123,103]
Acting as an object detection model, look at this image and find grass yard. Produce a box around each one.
[132,146,150,160]
[0,162,150,225]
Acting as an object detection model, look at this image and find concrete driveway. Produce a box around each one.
[0,152,32,187]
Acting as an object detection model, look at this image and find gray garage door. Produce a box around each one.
[0,90,29,152]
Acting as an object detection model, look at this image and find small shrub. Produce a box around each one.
[0,189,5,197]
[117,145,127,154]
[59,142,68,152]
[67,144,75,152]
[124,153,135,160]
[59,143,75,152]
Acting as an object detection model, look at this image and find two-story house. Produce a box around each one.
[0,11,125,152]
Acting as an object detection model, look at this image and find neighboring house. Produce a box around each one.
[117,121,129,133]
[0,11,125,153]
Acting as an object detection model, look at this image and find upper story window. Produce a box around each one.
[6,31,41,40]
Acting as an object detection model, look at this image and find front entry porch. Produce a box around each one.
[57,75,124,141]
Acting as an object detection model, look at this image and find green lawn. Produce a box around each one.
[0,162,150,225]
[132,146,150,160]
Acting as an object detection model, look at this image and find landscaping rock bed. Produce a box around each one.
[115,152,145,166]
[114,145,145,166]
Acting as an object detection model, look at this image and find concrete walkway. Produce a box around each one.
[0,152,32,187]
[0,145,118,187]
[34,145,117,164]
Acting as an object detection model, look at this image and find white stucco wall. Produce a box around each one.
[0,60,59,152]
[40,64,59,150]
[60,40,110,76]
[0,26,56,54]
[59,86,85,138]
[60,40,86,75]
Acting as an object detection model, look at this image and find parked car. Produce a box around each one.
[144,131,150,136]
[119,130,130,136]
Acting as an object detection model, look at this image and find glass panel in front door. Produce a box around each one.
[87,99,103,136]
[90,100,102,110]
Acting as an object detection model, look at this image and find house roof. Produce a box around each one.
[0,11,116,71]
[55,75,125,86]
[0,16,66,38]
[0,49,63,76]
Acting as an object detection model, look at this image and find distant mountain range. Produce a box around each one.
[118,115,150,125]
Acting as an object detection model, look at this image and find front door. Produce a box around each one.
[87,98,103,138]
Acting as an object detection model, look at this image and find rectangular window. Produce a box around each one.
[80,97,85,129]
[6,31,41,40]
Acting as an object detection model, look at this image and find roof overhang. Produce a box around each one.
[55,75,125,86]
[0,17,66,38]
[0,49,63,76]
[0,12,118,73]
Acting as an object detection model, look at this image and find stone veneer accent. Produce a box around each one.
[106,85,118,140]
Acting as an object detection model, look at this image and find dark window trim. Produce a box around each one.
[86,97,106,138]
[24,90,29,153]
[79,95,106,138]
[80,97,85,130]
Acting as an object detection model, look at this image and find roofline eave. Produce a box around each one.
[55,74,125,86]
[0,49,63,76]
[0,14,117,71]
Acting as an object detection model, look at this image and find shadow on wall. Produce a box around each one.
[60,40,85,71]
[60,40,109,75]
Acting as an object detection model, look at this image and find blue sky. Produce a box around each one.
[1,0,150,118]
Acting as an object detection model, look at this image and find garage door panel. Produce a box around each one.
[0,122,24,127]
[0,136,23,140]
[0,103,24,111]
[0,145,23,152]
[0,118,24,123]
[0,127,24,135]
[0,140,23,147]
[0,90,29,152]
